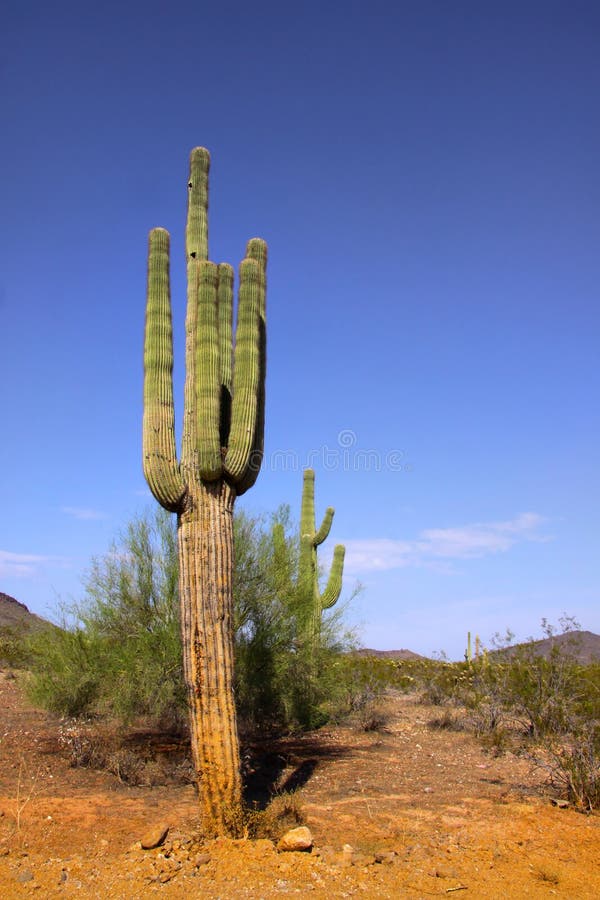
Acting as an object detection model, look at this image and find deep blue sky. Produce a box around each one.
[1,1,598,657]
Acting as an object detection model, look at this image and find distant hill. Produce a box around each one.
[0,591,53,633]
[355,631,600,665]
[491,630,600,665]
[354,648,427,661]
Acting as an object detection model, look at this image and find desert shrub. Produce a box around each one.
[26,628,102,717]
[428,708,465,731]
[233,507,296,730]
[25,505,358,735]
[245,789,304,839]
[419,620,600,805]
[26,510,185,727]
[234,506,361,732]
[0,627,31,669]
[538,723,600,811]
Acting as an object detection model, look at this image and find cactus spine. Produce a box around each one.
[143,148,266,835]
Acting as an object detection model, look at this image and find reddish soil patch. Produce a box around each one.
[0,670,598,898]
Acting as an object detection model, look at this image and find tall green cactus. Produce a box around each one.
[299,469,346,650]
[274,469,345,655]
[143,148,266,835]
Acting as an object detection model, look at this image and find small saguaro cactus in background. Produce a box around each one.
[143,147,267,835]
[274,469,345,656]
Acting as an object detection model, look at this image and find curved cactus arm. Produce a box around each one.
[234,239,267,495]
[217,263,234,447]
[195,261,223,480]
[314,507,334,546]
[320,544,345,610]
[143,228,186,511]
[223,255,263,483]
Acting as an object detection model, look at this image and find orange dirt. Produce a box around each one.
[0,670,598,898]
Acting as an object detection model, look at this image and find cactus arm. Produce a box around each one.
[320,544,345,610]
[300,469,316,537]
[223,255,263,483]
[314,507,334,546]
[195,261,223,480]
[182,149,210,475]
[217,263,234,447]
[233,239,267,496]
[143,228,185,511]
[186,147,210,261]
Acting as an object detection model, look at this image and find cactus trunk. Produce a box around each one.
[177,481,241,830]
[143,148,267,835]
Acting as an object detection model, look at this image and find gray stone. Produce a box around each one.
[17,869,34,883]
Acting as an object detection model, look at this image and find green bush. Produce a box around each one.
[26,628,102,717]
[0,626,32,669]
[24,505,358,734]
[26,509,185,728]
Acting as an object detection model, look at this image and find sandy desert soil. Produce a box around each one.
[0,669,599,898]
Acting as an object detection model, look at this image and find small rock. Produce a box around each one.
[340,844,355,866]
[277,826,313,852]
[194,852,211,867]
[17,869,34,883]
[551,798,569,809]
[353,852,376,867]
[141,823,170,850]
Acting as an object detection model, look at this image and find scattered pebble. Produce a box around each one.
[17,869,34,883]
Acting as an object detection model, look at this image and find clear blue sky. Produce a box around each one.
[1,0,598,658]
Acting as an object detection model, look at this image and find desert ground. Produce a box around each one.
[1,669,599,899]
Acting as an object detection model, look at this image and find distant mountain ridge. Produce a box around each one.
[355,648,427,660]
[491,630,600,665]
[356,630,600,664]
[0,592,52,632]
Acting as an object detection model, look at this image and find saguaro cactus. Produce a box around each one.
[298,469,345,650]
[274,469,345,654]
[143,147,266,835]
